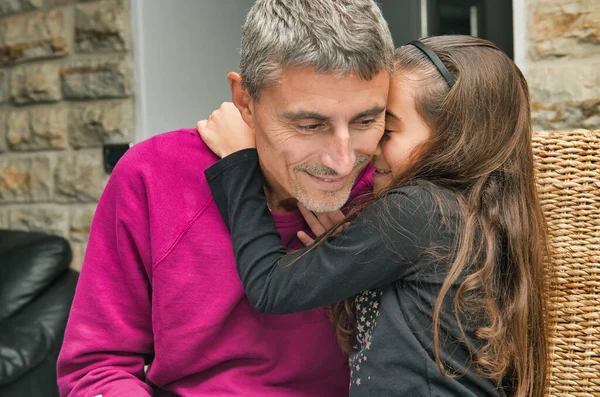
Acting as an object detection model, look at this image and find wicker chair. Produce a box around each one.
[532,129,600,397]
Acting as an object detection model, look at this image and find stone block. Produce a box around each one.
[69,99,134,148]
[47,0,101,4]
[0,10,70,65]
[70,204,96,241]
[0,70,8,103]
[528,60,600,130]
[10,63,61,105]
[530,0,600,59]
[0,0,43,16]
[0,208,8,228]
[9,206,69,237]
[61,57,132,99]
[533,99,600,131]
[55,149,108,202]
[0,110,6,153]
[75,0,130,53]
[527,60,600,105]
[70,241,86,271]
[47,0,82,4]
[0,155,53,203]
[7,105,67,150]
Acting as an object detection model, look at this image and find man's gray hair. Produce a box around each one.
[240,0,395,99]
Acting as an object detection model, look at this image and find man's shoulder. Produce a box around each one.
[127,128,218,169]
[109,128,219,212]
[107,129,222,261]
[112,128,218,185]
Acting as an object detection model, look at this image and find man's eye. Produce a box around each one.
[298,124,322,131]
[357,119,376,126]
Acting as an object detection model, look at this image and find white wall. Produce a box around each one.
[130,0,255,141]
[512,0,528,71]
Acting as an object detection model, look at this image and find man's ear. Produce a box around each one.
[228,72,255,129]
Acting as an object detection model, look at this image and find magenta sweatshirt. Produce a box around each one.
[57,129,374,397]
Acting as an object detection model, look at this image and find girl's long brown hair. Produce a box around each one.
[326,36,549,397]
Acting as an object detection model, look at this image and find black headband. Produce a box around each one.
[407,40,455,88]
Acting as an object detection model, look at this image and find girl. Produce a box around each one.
[200,36,549,397]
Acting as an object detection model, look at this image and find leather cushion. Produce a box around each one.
[0,269,78,385]
[0,230,72,321]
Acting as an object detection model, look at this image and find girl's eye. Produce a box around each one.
[383,129,392,134]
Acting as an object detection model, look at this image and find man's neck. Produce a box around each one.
[263,185,298,213]
[257,156,300,212]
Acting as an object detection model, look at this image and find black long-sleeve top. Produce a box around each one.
[206,149,508,397]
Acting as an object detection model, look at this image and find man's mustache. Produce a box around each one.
[294,156,370,177]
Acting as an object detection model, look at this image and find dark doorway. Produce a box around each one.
[380,0,514,59]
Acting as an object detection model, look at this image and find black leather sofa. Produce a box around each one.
[0,230,78,397]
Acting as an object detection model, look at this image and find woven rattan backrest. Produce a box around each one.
[533,129,600,396]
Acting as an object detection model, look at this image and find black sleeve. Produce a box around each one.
[205,149,435,314]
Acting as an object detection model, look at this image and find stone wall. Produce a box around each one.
[525,0,600,131]
[0,0,134,270]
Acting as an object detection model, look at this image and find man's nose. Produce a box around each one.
[321,129,356,177]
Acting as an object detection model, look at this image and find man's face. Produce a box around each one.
[250,67,389,212]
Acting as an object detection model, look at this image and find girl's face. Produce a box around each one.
[372,73,432,195]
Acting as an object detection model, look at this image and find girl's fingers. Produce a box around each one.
[297,231,315,246]
[196,119,208,134]
[298,204,327,236]
[298,204,348,239]
[319,209,346,229]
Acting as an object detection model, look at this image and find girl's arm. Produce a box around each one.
[206,149,435,314]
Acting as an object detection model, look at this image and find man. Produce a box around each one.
[57,0,394,396]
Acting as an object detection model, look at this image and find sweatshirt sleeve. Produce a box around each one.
[205,149,436,315]
[57,147,154,397]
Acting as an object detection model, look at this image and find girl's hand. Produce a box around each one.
[197,102,255,158]
[296,204,348,246]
